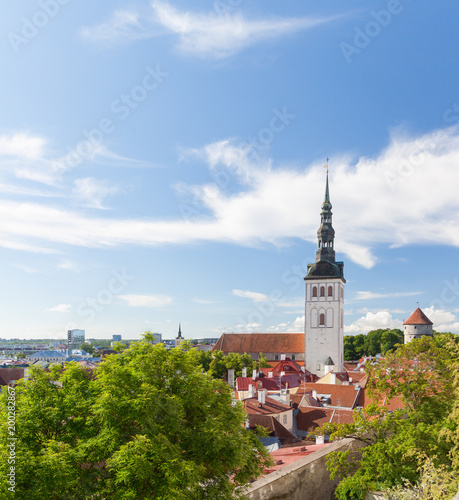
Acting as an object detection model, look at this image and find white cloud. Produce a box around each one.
[353,291,423,301]
[81,2,337,59]
[345,311,401,334]
[119,294,173,307]
[47,304,72,313]
[57,260,80,272]
[12,263,42,274]
[80,10,154,45]
[192,298,218,304]
[3,126,459,267]
[233,289,270,302]
[72,177,119,209]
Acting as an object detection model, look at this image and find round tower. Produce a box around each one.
[403,307,433,343]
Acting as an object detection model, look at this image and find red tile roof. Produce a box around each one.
[297,383,362,409]
[244,396,293,415]
[296,407,355,432]
[403,307,433,325]
[237,374,303,392]
[213,333,304,354]
[0,368,26,386]
[248,414,298,443]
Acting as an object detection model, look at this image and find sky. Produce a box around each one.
[1,1,459,340]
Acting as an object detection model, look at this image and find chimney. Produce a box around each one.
[312,390,317,400]
[281,389,290,406]
[268,371,273,378]
[349,377,353,383]
[281,354,286,361]
[242,367,247,378]
[228,369,235,389]
[248,384,256,398]
[252,369,257,380]
[258,389,266,405]
[330,373,336,385]
[316,435,325,445]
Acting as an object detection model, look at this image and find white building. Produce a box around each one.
[403,307,433,343]
[304,173,345,377]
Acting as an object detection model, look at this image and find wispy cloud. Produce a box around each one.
[119,294,173,307]
[352,291,423,301]
[233,289,270,302]
[72,177,119,209]
[47,304,72,313]
[3,126,459,266]
[81,2,337,59]
[80,10,154,46]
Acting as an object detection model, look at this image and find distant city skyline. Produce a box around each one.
[1,1,459,340]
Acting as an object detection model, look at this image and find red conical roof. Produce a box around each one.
[403,307,433,326]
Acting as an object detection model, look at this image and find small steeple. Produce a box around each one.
[177,323,183,339]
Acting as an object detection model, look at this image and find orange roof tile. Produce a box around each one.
[298,383,362,409]
[296,407,354,432]
[244,396,293,415]
[403,307,433,325]
[213,333,304,354]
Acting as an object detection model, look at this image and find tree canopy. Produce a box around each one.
[322,335,459,500]
[344,329,404,360]
[0,335,271,499]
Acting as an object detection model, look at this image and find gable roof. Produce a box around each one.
[296,407,354,432]
[244,396,293,415]
[0,368,26,386]
[248,414,298,443]
[403,307,433,325]
[298,383,362,409]
[237,374,303,392]
[213,333,304,354]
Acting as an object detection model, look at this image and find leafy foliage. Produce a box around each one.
[323,336,459,500]
[0,336,271,499]
[344,329,404,360]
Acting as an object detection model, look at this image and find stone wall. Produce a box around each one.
[244,437,366,500]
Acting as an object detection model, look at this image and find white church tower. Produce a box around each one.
[304,172,345,377]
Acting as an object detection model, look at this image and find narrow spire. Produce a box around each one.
[178,323,182,339]
[324,171,330,204]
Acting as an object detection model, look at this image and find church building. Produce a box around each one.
[304,173,345,377]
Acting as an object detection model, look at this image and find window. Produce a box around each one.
[320,286,325,297]
[283,414,288,425]
[312,286,318,298]
[275,355,279,361]
[319,313,325,326]
[291,355,295,360]
[328,286,333,297]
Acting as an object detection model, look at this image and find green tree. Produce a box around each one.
[322,336,458,500]
[0,337,271,499]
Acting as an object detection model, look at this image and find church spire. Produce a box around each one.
[177,323,183,339]
[315,172,335,263]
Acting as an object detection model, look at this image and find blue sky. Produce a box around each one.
[1,0,459,340]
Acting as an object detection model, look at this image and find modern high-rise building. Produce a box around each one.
[304,173,345,377]
[112,334,122,342]
[67,329,85,344]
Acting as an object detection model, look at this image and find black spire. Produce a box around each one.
[304,170,345,281]
[315,172,336,263]
[177,323,183,339]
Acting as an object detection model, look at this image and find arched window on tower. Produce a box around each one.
[320,286,325,297]
[312,286,318,298]
[328,286,333,297]
[319,313,325,326]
